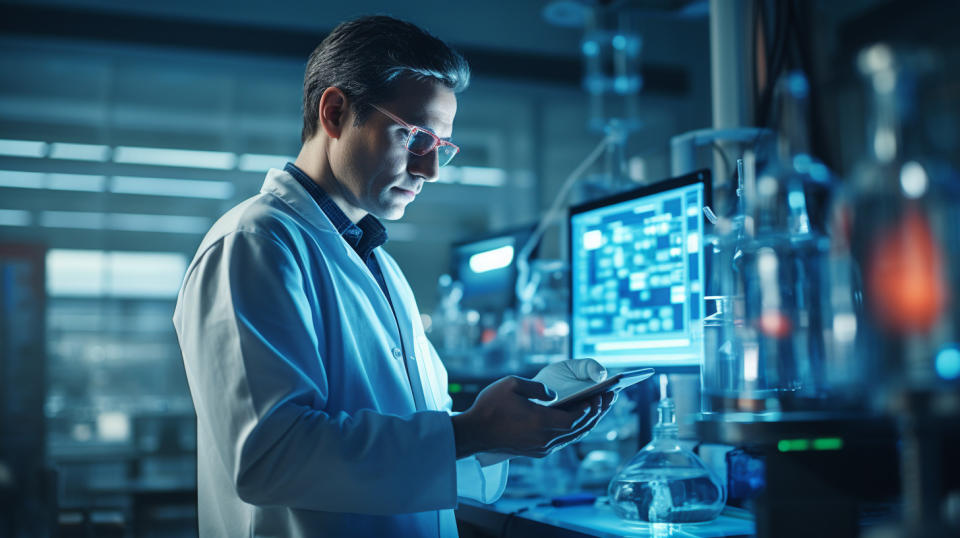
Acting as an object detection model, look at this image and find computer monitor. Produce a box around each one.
[451,225,537,313]
[569,170,710,371]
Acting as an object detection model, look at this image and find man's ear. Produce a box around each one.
[318,87,349,139]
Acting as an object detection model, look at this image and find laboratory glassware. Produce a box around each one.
[609,396,725,523]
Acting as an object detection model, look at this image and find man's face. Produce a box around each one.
[330,78,457,221]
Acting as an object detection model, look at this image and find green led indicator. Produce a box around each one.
[449,383,463,394]
[812,437,843,451]
[777,439,811,452]
[777,438,843,452]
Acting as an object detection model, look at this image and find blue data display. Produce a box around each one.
[570,180,705,368]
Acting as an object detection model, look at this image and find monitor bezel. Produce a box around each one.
[567,169,712,374]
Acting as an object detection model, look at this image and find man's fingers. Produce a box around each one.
[547,393,616,450]
[509,376,556,402]
[571,358,608,383]
[600,390,616,411]
[547,408,605,450]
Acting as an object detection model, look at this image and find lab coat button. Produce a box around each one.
[409,354,416,362]
[391,347,402,359]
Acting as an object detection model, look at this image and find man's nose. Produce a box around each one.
[407,150,440,182]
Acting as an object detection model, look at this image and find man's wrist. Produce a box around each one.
[451,411,484,459]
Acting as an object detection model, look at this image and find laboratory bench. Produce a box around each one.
[455,496,755,538]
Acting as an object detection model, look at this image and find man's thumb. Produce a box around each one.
[511,377,557,402]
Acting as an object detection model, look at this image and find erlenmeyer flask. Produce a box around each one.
[608,397,725,523]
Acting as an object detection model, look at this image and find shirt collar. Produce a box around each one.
[284,163,388,259]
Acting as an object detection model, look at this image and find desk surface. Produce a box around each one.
[457,497,755,538]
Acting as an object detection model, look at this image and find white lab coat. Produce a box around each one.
[172,168,507,537]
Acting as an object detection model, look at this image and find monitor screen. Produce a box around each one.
[451,226,536,312]
[569,170,710,370]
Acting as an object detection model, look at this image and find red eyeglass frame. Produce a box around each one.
[370,104,460,164]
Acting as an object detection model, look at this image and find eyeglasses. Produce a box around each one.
[370,104,460,167]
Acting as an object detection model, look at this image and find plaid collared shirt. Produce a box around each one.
[284,162,392,301]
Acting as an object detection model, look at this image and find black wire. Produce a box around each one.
[497,507,529,538]
[752,0,761,112]
[757,0,791,127]
[788,0,834,170]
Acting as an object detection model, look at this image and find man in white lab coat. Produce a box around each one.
[173,15,613,537]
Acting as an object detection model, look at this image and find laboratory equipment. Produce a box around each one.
[700,71,859,416]
[843,43,959,402]
[515,259,570,364]
[434,226,541,374]
[569,170,710,370]
[451,225,538,314]
[839,43,960,538]
[608,379,725,524]
[695,49,960,538]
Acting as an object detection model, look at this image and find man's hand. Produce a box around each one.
[533,358,608,401]
[451,375,614,460]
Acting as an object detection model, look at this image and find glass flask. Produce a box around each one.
[608,397,725,523]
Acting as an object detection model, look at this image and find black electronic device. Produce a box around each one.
[451,224,538,313]
[549,368,655,410]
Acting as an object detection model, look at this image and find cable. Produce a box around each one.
[514,131,620,305]
[497,506,529,538]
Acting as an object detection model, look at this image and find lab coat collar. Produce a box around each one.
[259,168,340,236]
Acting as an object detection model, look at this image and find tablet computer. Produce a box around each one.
[549,368,655,411]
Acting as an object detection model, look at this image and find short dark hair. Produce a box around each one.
[301,15,470,142]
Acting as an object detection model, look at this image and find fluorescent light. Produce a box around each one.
[47,173,106,192]
[108,213,210,234]
[238,153,294,172]
[0,209,31,226]
[384,222,418,241]
[108,250,187,297]
[437,166,460,184]
[41,210,106,229]
[40,210,210,234]
[46,249,106,295]
[47,249,188,298]
[113,145,236,169]
[110,176,234,199]
[459,166,507,187]
[0,171,105,191]
[49,143,110,162]
[469,245,514,273]
[0,170,44,188]
[0,139,47,158]
[437,166,507,186]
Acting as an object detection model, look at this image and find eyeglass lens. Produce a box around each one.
[407,131,457,167]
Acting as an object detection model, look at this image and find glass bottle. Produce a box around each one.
[839,44,960,537]
[842,43,958,400]
[608,397,725,523]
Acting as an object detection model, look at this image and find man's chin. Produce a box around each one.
[373,203,408,221]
